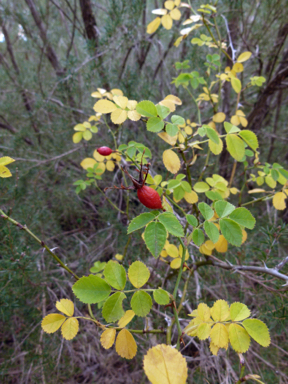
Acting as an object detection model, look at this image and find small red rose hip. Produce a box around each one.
[137,185,164,210]
[97,146,113,156]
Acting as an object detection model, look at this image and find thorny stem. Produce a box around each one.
[198,149,211,181]
[213,17,223,110]
[165,195,186,217]
[229,160,237,187]
[94,182,125,214]
[184,86,201,124]
[0,208,79,280]
[202,18,232,61]
[241,194,274,207]
[180,150,193,187]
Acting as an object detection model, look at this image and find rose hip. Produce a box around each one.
[97,146,113,156]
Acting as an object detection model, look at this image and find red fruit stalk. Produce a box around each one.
[97,146,113,156]
[137,185,163,210]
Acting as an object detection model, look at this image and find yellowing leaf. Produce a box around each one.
[166,244,179,258]
[209,341,219,356]
[213,112,226,123]
[184,191,198,203]
[209,138,223,155]
[56,299,74,317]
[231,77,242,93]
[170,8,181,20]
[42,314,66,334]
[231,115,240,126]
[215,235,228,253]
[0,166,12,178]
[158,132,177,146]
[72,132,83,143]
[233,63,244,73]
[0,157,15,166]
[106,160,115,171]
[229,323,250,353]
[164,94,182,105]
[197,303,211,322]
[197,323,212,340]
[273,192,286,210]
[170,258,181,269]
[163,149,181,174]
[95,162,106,174]
[80,158,97,170]
[100,328,116,349]
[111,109,127,124]
[242,319,270,347]
[115,253,123,261]
[211,300,230,322]
[61,317,79,340]
[237,51,252,63]
[164,1,175,10]
[127,110,141,121]
[210,323,229,348]
[93,100,117,114]
[199,244,212,255]
[226,134,245,161]
[147,17,161,34]
[162,14,173,30]
[242,229,247,244]
[230,302,250,321]
[248,188,266,194]
[128,261,150,288]
[113,95,128,109]
[115,329,137,359]
[143,344,188,384]
[118,310,135,328]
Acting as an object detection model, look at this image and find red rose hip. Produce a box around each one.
[137,185,163,210]
[97,146,113,156]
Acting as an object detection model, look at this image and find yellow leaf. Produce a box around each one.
[93,150,106,162]
[147,17,161,34]
[118,310,135,328]
[93,99,117,114]
[213,112,226,123]
[231,115,240,126]
[127,110,141,121]
[215,235,228,253]
[231,77,242,93]
[184,125,192,135]
[248,188,266,194]
[0,165,12,178]
[233,63,244,73]
[242,229,247,244]
[112,153,122,162]
[184,317,202,336]
[42,314,66,334]
[199,244,212,255]
[197,303,211,322]
[197,323,212,340]
[111,109,127,125]
[210,323,229,348]
[229,323,250,353]
[210,300,230,322]
[209,341,219,356]
[127,100,137,110]
[143,344,188,384]
[111,88,123,96]
[170,258,181,269]
[72,132,82,143]
[159,99,176,112]
[0,156,15,166]
[184,191,198,204]
[115,329,137,359]
[161,14,173,30]
[265,175,276,189]
[106,160,115,172]
[91,91,102,98]
[170,8,181,20]
[174,36,184,47]
[158,132,177,146]
[163,149,181,174]
[164,0,175,10]
[166,244,179,258]
[100,328,116,349]
[164,94,182,105]
[80,158,97,169]
[152,8,168,15]
[209,138,223,155]
[56,299,74,317]
[115,253,123,261]
[205,240,215,251]
[61,317,79,340]
[95,162,106,175]
[239,116,248,127]
[273,192,286,210]
[237,51,252,63]
[113,95,128,109]
[160,250,168,258]
[230,187,239,194]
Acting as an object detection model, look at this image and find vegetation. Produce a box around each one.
[1,0,288,383]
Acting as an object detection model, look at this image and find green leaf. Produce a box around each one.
[204,221,219,243]
[215,201,235,218]
[72,275,111,304]
[153,288,170,305]
[271,169,279,181]
[156,105,170,119]
[186,214,198,227]
[131,291,152,317]
[144,222,167,257]
[136,100,158,117]
[206,127,219,144]
[193,182,210,193]
[224,122,240,134]
[128,261,150,288]
[167,179,181,189]
[242,319,270,347]
[229,324,250,353]
[181,181,192,193]
[229,207,256,229]
[103,261,126,290]
[226,134,245,161]
[158,212,184,237]
[147,117,164,132]
[230,302,250,321]
[102,292,126,322]
[90,261,106,274]
[192,228,205,246]
[239,130,258,151]
[83,130,93,141]
[205,191,223,201]
[198,202,214,220]
[166,123,179,136]
[278,168,288,179]
[128,213,155,234]
[173,186,185,201]
[171,115,185,126]
[219,219,243,246]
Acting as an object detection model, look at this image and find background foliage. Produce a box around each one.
[1,0,288,382]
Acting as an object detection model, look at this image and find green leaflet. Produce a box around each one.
[219,218,243,246]
[226,134,245,161]
[153,288,170,305]
[229,207,256,229]
[127,213,155,234]
[215,201,235,218]
[136,100,157,117]
[204,221,219,243]
[186,214,198,227]
[158,212,184,237]
[144,222,167,257]
[102,292,126,322]
[192,228,205,246]
[198,202,214,220]
[72,275,111,304]
[131,291,152,317]
[128,261,150,288]
[147,117,164,132]
[103,260,126,290]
